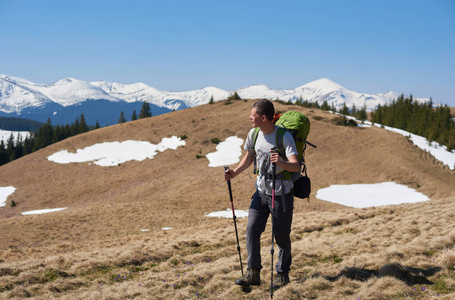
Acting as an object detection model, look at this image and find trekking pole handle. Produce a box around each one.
[224,166,231,181]
[270,147,277,177]
[224,166,231,182]
[224,167,233,202]
[270,146,278,167]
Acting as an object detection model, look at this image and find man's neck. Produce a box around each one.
[260,122,276,135]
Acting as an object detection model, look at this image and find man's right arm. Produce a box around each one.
[224,150,255,181]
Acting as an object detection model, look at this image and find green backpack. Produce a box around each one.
[252,111,315,199]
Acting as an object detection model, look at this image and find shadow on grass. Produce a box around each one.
[318,263,442,285]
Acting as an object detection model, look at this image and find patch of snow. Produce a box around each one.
[0,129,30,144]
[364,120,455,170]
[161,227,173,230]
[316,182,430,208]
[335,112,455,170]
[205,208,249,218]
[206,136,244,167]
[47,137,185,167]
[0,186,16,207]
[22,207,68,215]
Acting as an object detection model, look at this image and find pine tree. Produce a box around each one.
[0,140,8,165]
[71,118,80,136]
[6,133,15,160]
[339,103,349,115]
[351,104,357,116]
[23,135,35,156]
[131,110,138,121]
[321,101,330,111]
[33,118,53,151]
[78,114,89,134]
[118,111,127,123]
[227,92,241,101]
[14,134,23,160]
[357,104,367,121]
[139,101,152,119]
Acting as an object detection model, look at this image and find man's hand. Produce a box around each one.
[270,149,280,165]
[224,168,236,181]
[270,149,300,172]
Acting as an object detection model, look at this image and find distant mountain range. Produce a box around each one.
[0,74,428,126]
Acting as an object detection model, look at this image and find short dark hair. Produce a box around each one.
[252,99,274,121]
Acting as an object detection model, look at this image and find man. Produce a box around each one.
[224,99,300,289]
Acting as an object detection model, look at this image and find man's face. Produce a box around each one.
[249,107,264,127]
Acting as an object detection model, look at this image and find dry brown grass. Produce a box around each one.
[1,100,455,299]
[439,247,455,270]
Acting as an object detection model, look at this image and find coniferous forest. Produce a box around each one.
[0,102,155,166]
[370,95,455,151]
[0,114,96,166]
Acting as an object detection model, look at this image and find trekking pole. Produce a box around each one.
[270,148,277,299]
[224,167,244,277]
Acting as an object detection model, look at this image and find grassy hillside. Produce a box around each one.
[1,100,454,299]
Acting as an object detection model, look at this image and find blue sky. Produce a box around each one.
[1,0,454,106]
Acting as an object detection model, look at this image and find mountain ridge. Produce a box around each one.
[0,74,430,125]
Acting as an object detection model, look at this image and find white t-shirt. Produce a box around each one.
[244,126,298,196]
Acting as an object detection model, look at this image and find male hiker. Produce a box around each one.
[224,99,300,288]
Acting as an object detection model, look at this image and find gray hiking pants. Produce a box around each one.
[246,189,294,274]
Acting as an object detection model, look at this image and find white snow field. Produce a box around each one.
[0,186,16,207]
[364,120,455,170]
[0,129,30,144]
[47,136,185,167]
[338,113,455,170]
[315,182,430,208]
[206,136,244,167]
[21,208,68,215]
[205,208,249,219]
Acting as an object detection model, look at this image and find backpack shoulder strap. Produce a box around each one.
[251,127,260,151]
[275,127,293,180]
[275,127,286,157]
[251,127,260,174]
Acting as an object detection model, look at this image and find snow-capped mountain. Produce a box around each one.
[0,74,427,125]
[90,81,230,111]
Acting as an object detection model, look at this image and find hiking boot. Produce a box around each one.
[235,268,261,286]
[272,272,290,290]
